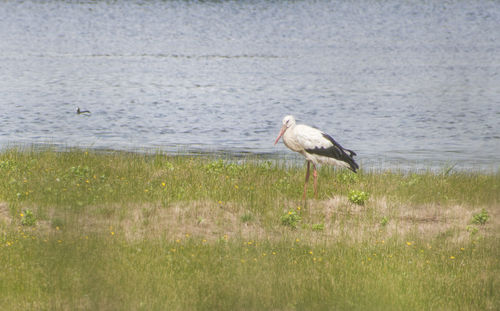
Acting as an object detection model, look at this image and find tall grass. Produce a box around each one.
[0,148,499,310]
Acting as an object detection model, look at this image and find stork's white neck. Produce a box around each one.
[282,124,302,152]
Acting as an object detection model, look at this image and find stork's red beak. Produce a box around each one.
[274,125,287,145]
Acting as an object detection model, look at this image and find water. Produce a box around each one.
[1,0,499,171]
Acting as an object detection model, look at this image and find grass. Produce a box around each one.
[0,147,499,310]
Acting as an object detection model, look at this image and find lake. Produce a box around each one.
[1,0,499,171]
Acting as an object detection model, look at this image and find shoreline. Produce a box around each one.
[1,144,498,174]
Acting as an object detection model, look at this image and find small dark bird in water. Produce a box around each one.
[77,107,91,114]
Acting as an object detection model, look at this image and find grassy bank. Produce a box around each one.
[1,148,499,310]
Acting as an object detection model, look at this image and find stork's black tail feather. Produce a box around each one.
[342,149,359,173]
[344,148,357,157]
[305,133,359,173]
[322,133,358,173]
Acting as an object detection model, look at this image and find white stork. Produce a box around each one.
[274,115,358,200]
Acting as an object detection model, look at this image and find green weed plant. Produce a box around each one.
[472,209,490,225]
[20,209,36,226]
[348,190,369,205]
[281,210,301,229]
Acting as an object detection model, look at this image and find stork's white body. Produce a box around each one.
[282,124,354,170]
[274,115,358,201]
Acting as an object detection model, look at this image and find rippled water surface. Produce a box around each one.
[1,1,499,170]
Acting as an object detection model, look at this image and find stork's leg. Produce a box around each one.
[313,164,318,199]
[302,161,311,201]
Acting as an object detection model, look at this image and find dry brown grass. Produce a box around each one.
[0,202,11,226]
[309,196,500,243]
[5,196,498,245]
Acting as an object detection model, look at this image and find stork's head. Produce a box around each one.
[274,115,296,145]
